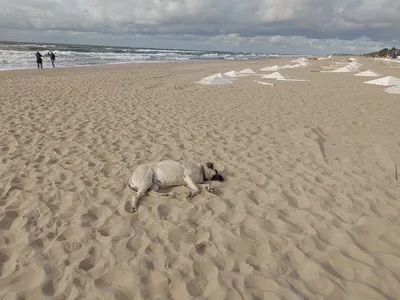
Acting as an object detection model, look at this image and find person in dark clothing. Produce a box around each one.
[48,51,56,67]
[35,51,43,69]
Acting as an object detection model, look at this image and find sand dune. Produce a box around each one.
[0,57,400,299]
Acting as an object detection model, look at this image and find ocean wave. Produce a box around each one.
[0,41,300,71]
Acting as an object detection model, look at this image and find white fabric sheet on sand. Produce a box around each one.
[364,76,400,86]
[224,70,248,78]
[260,65,279,71]
[292,57,310,63]
[197,73,233,85]
[384,85,400,94]
[254,80,275,86]
[280,64,297,69]
[329,66,353,73]
[317,55,332,60]
[354,70,380,77]
[277,78,309,82]
[347,62,363,70]
[239,68,256,74]
[262,72,285,79]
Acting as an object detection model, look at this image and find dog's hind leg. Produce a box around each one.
[147,183,173,197]
[130,167,153,213]
[183,176,200,200]
[131,188,148,213]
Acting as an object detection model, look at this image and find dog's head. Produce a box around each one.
[204,162,224,182]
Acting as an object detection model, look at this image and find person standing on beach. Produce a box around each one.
[35,51,43,69]
[48,51,56,67]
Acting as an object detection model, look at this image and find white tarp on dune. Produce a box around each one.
[317,55,332,60]
[239,68,256,74]
[262,72,285,79]
[224,70,248,78]
[254,80,275,86]
[354,70,380,77]
[277,78,309,82]
[322,61,362,72]
[292,57,309,63]
[197,73,233,85]
[330,66,353,72]
[296,58,311,66]
[299,62,310,66]
[384,85,400,94]
[346,62,362,71]
[262,72,308,81]
[364,76,400,86]
[280,64,297,69]
[260,65,279,71]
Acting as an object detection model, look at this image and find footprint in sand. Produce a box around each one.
[156,203,176,220]
[0,263,46,295]
[63,240,83,254]
[0,245,20,278]
[206,198,227,216]
[94,268,136,300]
[186,260,219,297]
[168,226,184,251]
[0,210,19,230]
[81,205,112,228]
[58,226,86,242]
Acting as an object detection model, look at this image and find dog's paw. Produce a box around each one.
[205,186,216,194]
[186,193,194,200]
[130,206,138,213]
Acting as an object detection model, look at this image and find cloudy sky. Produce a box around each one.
[0,0,399,54]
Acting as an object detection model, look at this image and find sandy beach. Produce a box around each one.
[1,56,400,300]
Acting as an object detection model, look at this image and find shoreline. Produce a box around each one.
[0,55,305,73]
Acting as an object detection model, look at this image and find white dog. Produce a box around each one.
[128,160,224,212]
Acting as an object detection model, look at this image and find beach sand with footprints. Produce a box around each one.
[1,57,400,299]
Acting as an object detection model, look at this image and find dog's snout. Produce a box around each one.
[212,174,224,182]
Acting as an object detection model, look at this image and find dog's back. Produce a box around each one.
[152,160,186,187]
[129,160,205,190]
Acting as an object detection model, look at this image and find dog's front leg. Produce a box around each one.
[183,176,200,200]
[198,183,216,194]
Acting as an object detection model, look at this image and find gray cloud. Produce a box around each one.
[0,0,399,53]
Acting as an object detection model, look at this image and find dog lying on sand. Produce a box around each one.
[128,160,224,212]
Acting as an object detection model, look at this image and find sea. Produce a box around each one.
[0,41,300,71]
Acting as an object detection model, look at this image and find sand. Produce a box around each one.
[0,56,400,300]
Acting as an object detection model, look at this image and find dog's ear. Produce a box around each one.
[206,162,214,170]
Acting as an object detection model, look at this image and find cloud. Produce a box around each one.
[0,0,399,54]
